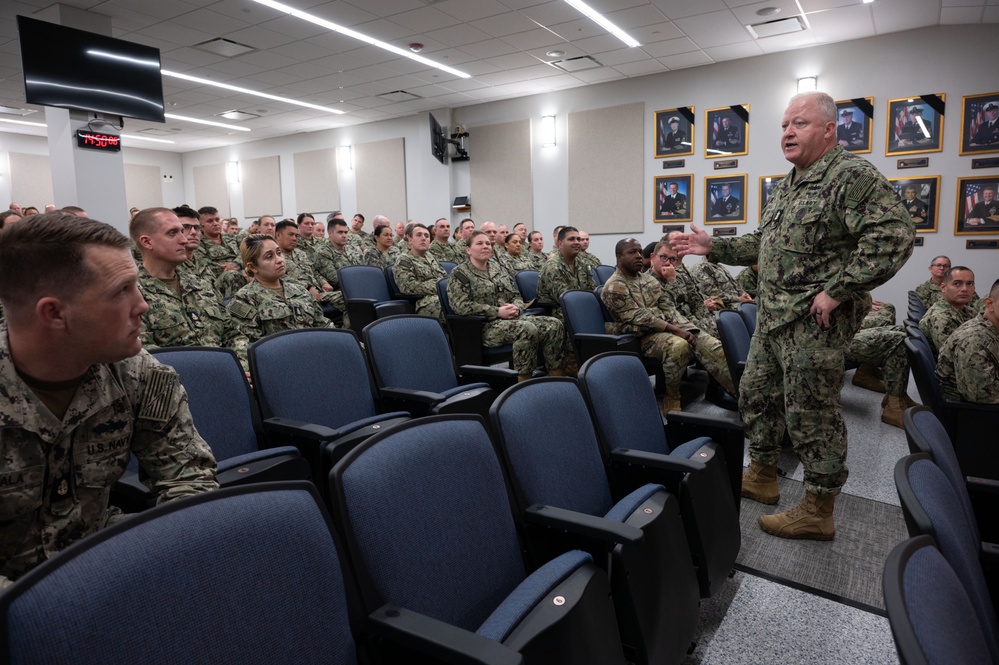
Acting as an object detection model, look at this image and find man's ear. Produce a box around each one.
[36,296,68,330]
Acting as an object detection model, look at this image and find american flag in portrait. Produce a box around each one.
[964,183,982,216]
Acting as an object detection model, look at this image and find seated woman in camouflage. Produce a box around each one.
[447,230,567,382]
[498,232,535,275]
[362,223,400,269]
[524,231,549,270]
[227,234,333,342]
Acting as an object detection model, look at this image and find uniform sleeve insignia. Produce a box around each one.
[139,366,179,424]
[228,299,255,319]
[846,174,876,208]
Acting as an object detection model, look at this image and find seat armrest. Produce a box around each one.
[610,448,706,474]
[375,300,416,317]
[967,476,999,495]
[369,605,524,665]
[524,504,643,545]
[345,297,378,306]
[379,386,446,404]
[215,454,311,487]
[981,541,999,565]
[459,366,520,381]
[262,416,340,441]
[665,411,745,433]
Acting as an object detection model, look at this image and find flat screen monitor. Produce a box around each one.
[17,15,166,123]
[429,112,447,164]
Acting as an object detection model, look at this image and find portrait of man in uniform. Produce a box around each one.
[834,98,872,153]
[887,95,944,155]
[960,92,999,155]
[704,174,748,224]
[654,174,692,223]
[890,176,939,232]
[955,177,999,234]
[705,105,748,158]
[654,108,694,158]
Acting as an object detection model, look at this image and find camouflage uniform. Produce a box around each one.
[429,239,457,264]
[601,268,734,394]
[690,257,744,310]
[362,245,400,270]
[183,252,216,285]
[577,251,602,274]
[452,238,469,264]
[297,236,322,261]
[393,251,446,322]
[860,302,896,329]
[523,251,549,271]
[312,242,362,319]
[215,270,254,300]
[936,314,999,403]
[735,266,759,299]
[846,326,909,396]
[137,267,249,370]
[919,300,975,356]
[0,331,218,588]
[915,279,984,313]
[226,280,333,343]
[193,236,240,281]
[498,252,536,276]
[708,145,914,496]
[447,261,567,375]
[347,231,371,253]
[660,263,718,337]
[537,253,596,320]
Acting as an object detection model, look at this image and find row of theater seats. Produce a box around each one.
[4,339,746,665]
[883,406,999,665]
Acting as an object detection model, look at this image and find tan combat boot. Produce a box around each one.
[851,363,886,393]
[517,374,533,383]
[661,386,682,417]
[547,368,565,377]
[741,461,779,505]
[758,491,836,541]
[883,393,920,409]
[881,394,906,429]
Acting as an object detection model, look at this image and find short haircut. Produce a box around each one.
[353,213,364,222]
[173,206,199,220]
[0,210,19,227]
[990,278,999,299]
[198,206,218,216]
[642,242,657,259]
[930,255,950,267]
[943,266,973,282]
[984,185,995,193]
[275,220,297,234]
[329,218,348,230]
[60,205,86,215]
[467,229,487,243]
[258,215,275,224]
[434,218,448,227]
[513,222,526,231]
[240,234,275,269]
[614,238,639,258]
[791,91,837,124]
[129,207,173,245]
[460,218,475,230]
[406,222,429,238]
[0,212,129,310]
[296,212,315,224]
[503,233,517,244]
[553,225,564,237]
[528,231,543,242]
[557,226,578,243]
[653,241,670,256]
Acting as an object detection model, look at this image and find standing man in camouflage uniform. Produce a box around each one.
[394,223,447,322]
[919,266,977,355]
[655,235,718,336]
[673,91,914,541]
[131,208,249,369]
[194,206,240,282]
[448,231,567,382]
[603,239,734,416]
[0,213,218,590]
[936,278,999,403]
[537,226,595,320]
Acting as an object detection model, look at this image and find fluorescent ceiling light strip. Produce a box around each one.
[162,70,345,114]
[0,118,47,127]
[250,0,472,79]
[121,134,175,144]
[165,113,252,131]
[563,0,640,48]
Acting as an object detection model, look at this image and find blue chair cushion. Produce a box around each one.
[604,483,665,523]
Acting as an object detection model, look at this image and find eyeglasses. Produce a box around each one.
[181,224,201,232]
[930,263,950,268]
[656,255,674,263]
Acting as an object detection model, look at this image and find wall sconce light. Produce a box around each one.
[796,76,817,93]
[541,115,556,148]
[337,145,353,171]
[226,161,240,184]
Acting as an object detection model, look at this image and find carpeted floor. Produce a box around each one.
[735,476,910,612]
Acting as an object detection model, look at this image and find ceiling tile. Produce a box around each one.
[469,11,540,37]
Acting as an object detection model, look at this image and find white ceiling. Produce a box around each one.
[1,0,996,152]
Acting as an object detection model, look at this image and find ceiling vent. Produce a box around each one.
[376,90,423,103]
[194,38,256,57]
[548,55,603,73]
[0,105,35,116]
[217,110,261,121]
[746,15,806,39]
[136,128,174,136]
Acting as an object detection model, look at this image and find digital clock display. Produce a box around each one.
[76,129,122,152]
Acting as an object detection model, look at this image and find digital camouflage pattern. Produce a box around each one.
[226,280,333,343]
[362,244,400,270]
[522,251,549,271]
[690,257,744,310]
[0,335,218,589]
[918,300,975,356]
[193,235,240,281]
[428,239,458,264]
[846,326,908,396]
[312,242,362,289]
[708,145,915,495]
[659,263,718,336]
[735,266,758,299]
[447,261,566,375]
[282,246,321,290]
[537,253,596,319]
[601,269,734,394]
[860,302,896,329]
[393,251,446,321]
[936,315,999,404]
[915,279,983,314]
[137,267,249,370]
[214,269,254,300]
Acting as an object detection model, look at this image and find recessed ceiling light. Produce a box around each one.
[756,7,781,17]
[547,49,566,58]
[250,0,471,78]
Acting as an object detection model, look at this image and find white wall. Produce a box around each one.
[3,23,996,309]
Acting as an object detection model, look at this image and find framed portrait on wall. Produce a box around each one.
[654,174,692,223]
[654,107,694,158]
[959,92,999,155]
[834,97,873,154]
[704,174,747,224]
[955,176,999,235]
[759,174,784,219]
[889,176,939,233]
[886,94,944,156]
[705,105,748,158]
